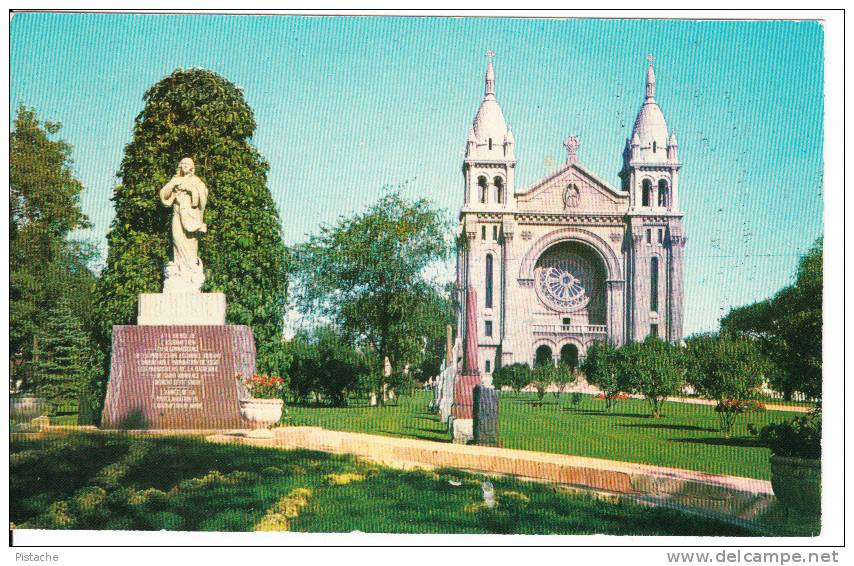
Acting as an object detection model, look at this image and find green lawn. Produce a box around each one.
[11,432,765,535]
[288,390,803,480]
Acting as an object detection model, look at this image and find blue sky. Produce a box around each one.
[10,14,824,336]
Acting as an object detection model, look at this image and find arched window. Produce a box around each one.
[535,345,553,368]
[494,177,504,204]
[478,176,488,203]
[650,256,659,312]
[485,253,494,308]
[658,179,669,207]
[642,179,652,207]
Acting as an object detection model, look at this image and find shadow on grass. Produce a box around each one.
[563,409,648,419]
[620,422,717,433]
[674,436,765,448]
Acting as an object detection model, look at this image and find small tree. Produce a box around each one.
[684,333,768,434]
[553,363,577,404]
[582,341,621,410]
[31,295,102,415]
[618,337,683,418]
[530,364,553,406]
[492,362,532,394]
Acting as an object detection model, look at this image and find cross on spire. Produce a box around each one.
[486,49,496,61]
[564,135,581,164]
[647,53,655,66]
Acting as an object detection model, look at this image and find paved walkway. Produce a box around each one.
[208,426,776,527]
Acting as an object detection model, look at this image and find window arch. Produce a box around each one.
[485,253,494,308]
[642,179,652,207]
[650,256,659,312]
[477,176,488,203]
[658,179,669,207]
[494,176,504,204]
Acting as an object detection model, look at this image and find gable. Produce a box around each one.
[515,163,628,215]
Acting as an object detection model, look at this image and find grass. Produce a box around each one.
[288,390,804,480]
[10,432,772,535]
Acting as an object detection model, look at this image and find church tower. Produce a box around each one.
[457,52,516,381]
[619,56,686,343]
[462,51,516,211]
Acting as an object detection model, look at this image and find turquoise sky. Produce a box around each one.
[10,13,824,336]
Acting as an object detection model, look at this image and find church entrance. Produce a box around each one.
[534,345,553,368]
[559,344,579,370]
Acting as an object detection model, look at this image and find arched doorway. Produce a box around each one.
[559,344,579,370]
[534,345,553,368]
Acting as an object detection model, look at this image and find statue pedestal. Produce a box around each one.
[101,292,255,431]
[138,292,226,325]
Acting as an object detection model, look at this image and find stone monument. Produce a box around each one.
[101,157,256,430]
[451,285,482,443]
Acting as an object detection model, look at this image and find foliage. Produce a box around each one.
[581,341,621,411]
[286,326,370,406]
[30,294,104,415]
[617,337,684,418]
[756,412,821,460]
[9,105,100,396]
[241,374,287,400]
[530,365,552,405]
[96,68,289,372]
[492,363,532,393]
[552,364,577,401]
[292,190,450,405]
[684,333,769,434]
[721,239,822,400]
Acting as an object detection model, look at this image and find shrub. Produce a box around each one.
[553,363,577,401]
[492,363,532,394]
[684,333,769,434]
[286,326,369,406]
[757,412,821,459]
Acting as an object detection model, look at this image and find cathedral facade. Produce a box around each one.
[455,55,686,379]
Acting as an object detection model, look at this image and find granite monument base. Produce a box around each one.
[101,325,255,430]
[452,418,473,444]
[473,384,499,446]
[137,292,226,325]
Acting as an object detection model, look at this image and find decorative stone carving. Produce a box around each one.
[159,157,208,293]
[563,184,581,209]
[610,232,624,243]
[521,230,532,241]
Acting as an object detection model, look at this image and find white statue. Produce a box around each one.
[159,157,208,293]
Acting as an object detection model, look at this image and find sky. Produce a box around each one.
[9,13,824,336]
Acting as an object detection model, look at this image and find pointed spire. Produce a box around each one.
[504,125,515,144]
[646,54,656,100]
[468,126,477,144]
[485,50,496,97]
[668,128,678,146]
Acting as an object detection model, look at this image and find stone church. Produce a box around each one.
[455,55,686,379]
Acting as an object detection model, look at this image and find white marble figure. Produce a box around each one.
[159,157,208,293]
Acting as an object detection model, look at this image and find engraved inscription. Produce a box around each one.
[136,332,222,410]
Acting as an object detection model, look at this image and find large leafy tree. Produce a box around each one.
[293,191,450,406]
[721,239,822,400]
[96,69,289,365]
[10,105,96,393]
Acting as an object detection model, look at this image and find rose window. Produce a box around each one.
[536,263,590,311]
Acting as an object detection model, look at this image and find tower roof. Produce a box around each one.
[630,55,669,161]
[469,51,510,155]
